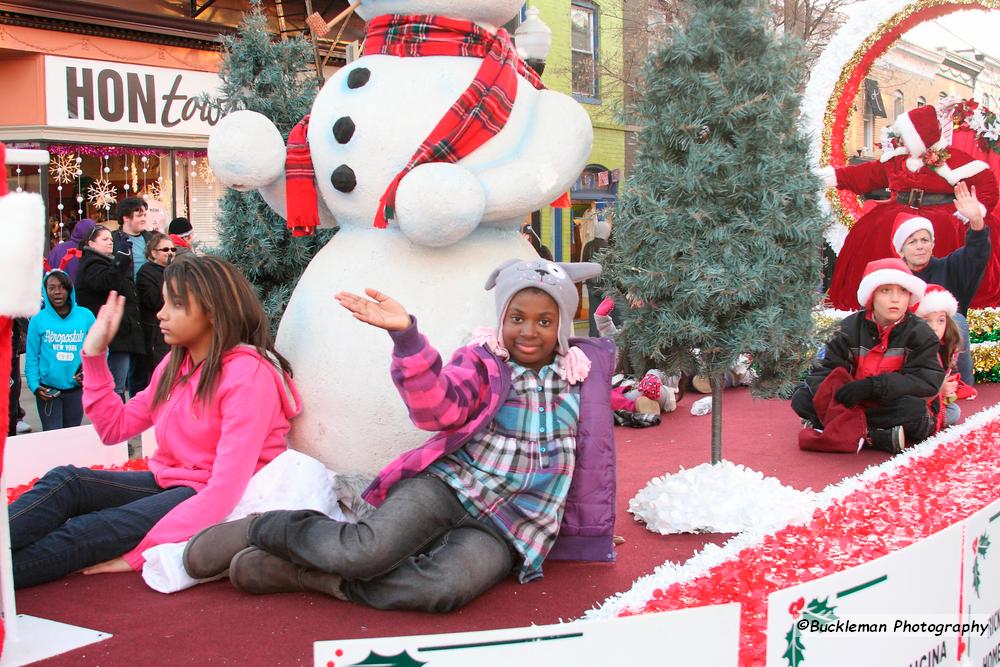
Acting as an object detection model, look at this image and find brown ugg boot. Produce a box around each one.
[183,514,259,579]
[229,547,347,600]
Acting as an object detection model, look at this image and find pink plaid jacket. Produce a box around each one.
[363,318,618,562]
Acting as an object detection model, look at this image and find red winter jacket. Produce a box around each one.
[804,310,944,405]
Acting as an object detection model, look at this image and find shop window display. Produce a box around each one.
[5,144,219,251]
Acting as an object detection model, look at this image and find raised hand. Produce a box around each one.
[954,182,985,230]
[335,288,411,332]
[83,291,126,355]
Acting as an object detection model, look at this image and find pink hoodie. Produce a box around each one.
[82,346,301,569]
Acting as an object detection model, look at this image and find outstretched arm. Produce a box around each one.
[336,289,488,430]
[81,292,154,443]
[335,288,412,331]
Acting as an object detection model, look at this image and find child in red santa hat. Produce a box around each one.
[792,258,945,454]
[913,284,976,430]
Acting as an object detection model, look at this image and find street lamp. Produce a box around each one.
[514,7,552,76]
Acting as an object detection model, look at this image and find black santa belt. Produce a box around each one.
[895,190,956,208]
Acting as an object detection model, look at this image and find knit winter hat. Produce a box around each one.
[168,216,192,236]
[892,105,944,172]
[636,372,662,401]
[915,284,958,318]
[69,218,96,244]
[856,257,927,308]
[891,212,935,256]
[485,259,601,357]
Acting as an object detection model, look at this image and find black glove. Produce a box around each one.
[835,378,874,407]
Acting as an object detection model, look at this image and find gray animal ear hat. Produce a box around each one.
[484,258,602,358]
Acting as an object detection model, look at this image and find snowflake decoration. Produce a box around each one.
[87,178,118,209]
[197,160,216,184]
[49,153,79,184]
[144,180,162,201]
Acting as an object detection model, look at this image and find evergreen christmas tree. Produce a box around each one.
[211,1,333,328]
[603,0,827,463]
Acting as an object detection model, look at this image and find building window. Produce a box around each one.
[863,115,874,154]
[939,91,948,101]
[916,96,927,107]
[571,1,598,100]
[893,90,904,119]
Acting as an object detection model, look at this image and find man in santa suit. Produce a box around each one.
[823,104,999,313]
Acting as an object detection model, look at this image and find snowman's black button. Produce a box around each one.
[333,117,355,144]
[331,165,357,193]
[347,68,371,89]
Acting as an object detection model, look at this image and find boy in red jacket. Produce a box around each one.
[793,258,944,454]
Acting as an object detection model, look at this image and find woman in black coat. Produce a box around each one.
[75,225,144,400]
[136,232,175,370]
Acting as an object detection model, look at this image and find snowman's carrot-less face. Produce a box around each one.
[355,0,524,30]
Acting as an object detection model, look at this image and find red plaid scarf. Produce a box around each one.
[366,14,545,229]
[284,114,317,237]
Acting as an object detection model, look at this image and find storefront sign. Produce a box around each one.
[44,56,222,134]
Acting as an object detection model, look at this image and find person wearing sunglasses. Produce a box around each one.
[137,233,176,370]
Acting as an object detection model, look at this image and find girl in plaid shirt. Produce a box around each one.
[184,259,617,612]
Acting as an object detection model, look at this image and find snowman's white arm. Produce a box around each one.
[472,90,594,224]
[251,168,339,229]
[209,110,338,229]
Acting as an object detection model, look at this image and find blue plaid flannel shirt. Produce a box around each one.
[427,360,580,583]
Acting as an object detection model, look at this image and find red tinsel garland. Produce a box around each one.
[6,459,150,505]
[624,420,1000,666]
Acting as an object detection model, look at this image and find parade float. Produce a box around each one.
[3,1,1000,665]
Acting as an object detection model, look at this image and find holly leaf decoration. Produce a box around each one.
[973,531,991,598]
[784,597,839,667]
[348,651,427,667]
[782,625,806,667]
[802,597,838,624]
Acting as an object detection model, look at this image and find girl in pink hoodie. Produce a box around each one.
[8,255,301,588]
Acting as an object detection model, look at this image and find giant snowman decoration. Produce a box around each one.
[209,0,593,475]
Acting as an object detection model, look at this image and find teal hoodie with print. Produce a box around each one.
[25,270,96,392]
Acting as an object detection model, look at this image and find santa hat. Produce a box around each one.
[0,146,46,318]
[892,105,944,172]
[891,212,935,256]
[856,257,926,308]
[915,284,958,318]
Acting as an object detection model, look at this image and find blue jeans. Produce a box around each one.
[106,351,130,401]
[128,352,150,396]
[954,312,973,385]
[9,466,195,588]
[945,400,961,426]
[250,475,515,612]
[35,388,84,431]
